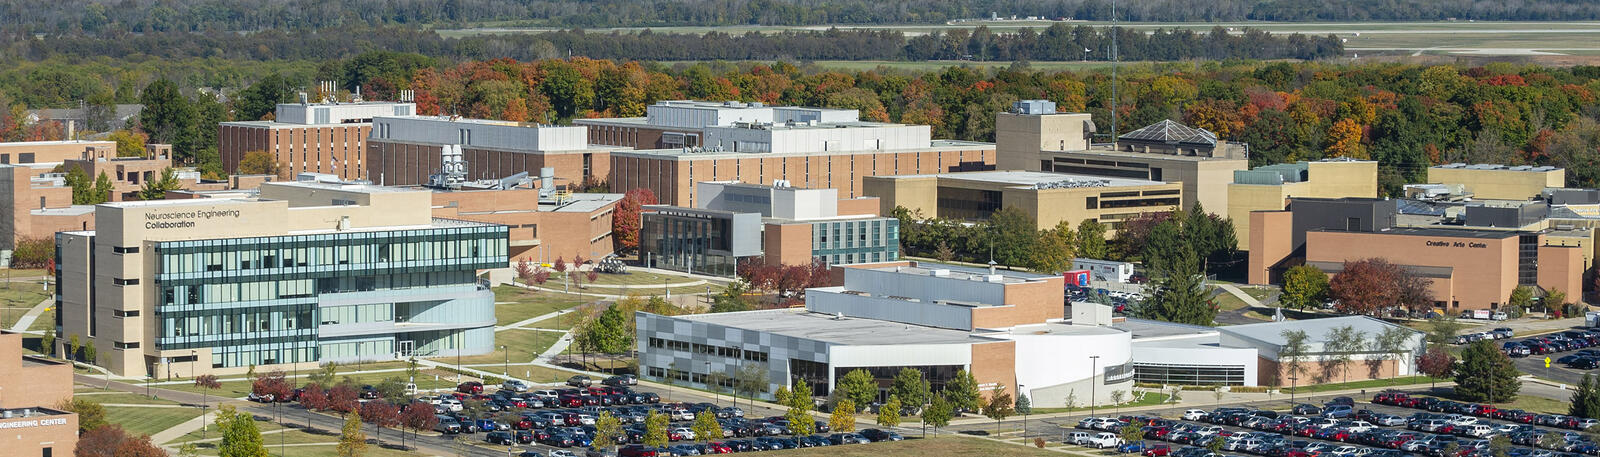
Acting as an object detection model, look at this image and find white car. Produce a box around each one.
[1329,446,1361,457]
[1193,425,1224,436]
[1373,415,1407,426]
[1089,432,1123,448]
[549,451,576,457]
[671,427,697,441]
[439,398,464,412]
[1182,409,1208,421]
[1066,432,1094,445]
[1342,421,1376,433]
[532,390,559,403]
[1460,424,1495,438]
[670,408,693,421]
[1447,416,1479,426]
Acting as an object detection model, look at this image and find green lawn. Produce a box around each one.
[457,327,560,365]
[1212,291,1251,312]
[1026,392,1172,415]
[105,405,206,438]
[1283,375,1447,394]
[494,286,591,326]
[0,282,50,328]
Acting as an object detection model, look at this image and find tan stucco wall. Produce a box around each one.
[1230,161,1379,249]
[1248,210,1295,285]
[1538,245,1584,301]
[995,112,1092,170]
[1428,167,1564,201]
[0,141,114,164]
[1304,230,1520,310]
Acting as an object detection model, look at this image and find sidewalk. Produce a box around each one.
[151,408,217,447]
[9,297,51,332]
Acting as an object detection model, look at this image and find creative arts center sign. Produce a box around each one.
[1425,239,1488,249]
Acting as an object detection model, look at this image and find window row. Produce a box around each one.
[159,236,504,274]
[646,336,768,362]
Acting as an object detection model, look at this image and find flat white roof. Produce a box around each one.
[884,170,1169,188]
[671,308,1002,346]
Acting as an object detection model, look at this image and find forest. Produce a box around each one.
[2,0,1599,33]
[0,24,1342,64]
[5,54,1600,198]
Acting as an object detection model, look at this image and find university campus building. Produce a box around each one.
[863,170,1181,233]
[588,100,996,207]
[220,101,418,180]
[365,116,624,188]
[640,181,897,276]
[55,179,508,378]
[0,331,76,457]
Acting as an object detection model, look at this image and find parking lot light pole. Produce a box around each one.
[502,345,509,377]
[1089,356,1100,418]
[1289,375,1300,405]
[1019,383,1027,437]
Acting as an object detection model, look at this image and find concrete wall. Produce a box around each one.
[367,139,607,188]
[275,102,414,125]
[0,333,73,409]
[1009,330,1133,407]
[702,124,931,154]
[994,112,1093,171]
[1228,161,1379,250]
[1248,211,1295,285]
[807,289,976,330]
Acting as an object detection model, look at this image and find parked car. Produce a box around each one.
[569,375,593,387]
[503,380,530,392]
[859,429,903,442]
[1090,432,1124,448]
[458,381,485,394]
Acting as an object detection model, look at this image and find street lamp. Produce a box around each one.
[706,361,716,406]
[1289,375,1300,405]
[1019,383,1028,437]
[502,345,509,377]
[1089,356,1100,418]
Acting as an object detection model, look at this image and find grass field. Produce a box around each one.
[455,326,561,365]
[105,405,206,438]
[494,286,589,326]
[161,369,458,398]
[0,282,50,329]
[440,20,1600,57]
[1028,392,1173,415]
[1282,375,1447,394]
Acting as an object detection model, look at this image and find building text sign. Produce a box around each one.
[145,209,242,230]
[0,417,69,429]
[1425,240,1488,249]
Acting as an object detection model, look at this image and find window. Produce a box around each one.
[113,278,140,286]
[113,341,140,350]
[112,310,140,318]
[113,246,140,254]
[18,152,34,163]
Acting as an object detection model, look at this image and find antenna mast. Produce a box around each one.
[1110,0,1119,140]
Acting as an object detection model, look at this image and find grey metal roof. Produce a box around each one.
[1119,119,1218,145]
[1218,315,1421,350]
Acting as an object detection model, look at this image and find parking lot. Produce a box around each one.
[1038,392,1599,457]
[1493,328,1600,386]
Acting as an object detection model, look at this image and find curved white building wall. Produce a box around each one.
[1007,328,1133,407]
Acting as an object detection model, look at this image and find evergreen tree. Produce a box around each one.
[829,399,856,432]
[1454,339,1521,402]
[92,172,113,204]
[137,167,182,200]
[1143,248,1214,326]
[835,369,876,411]
[878,394,902,427]
[1015,391,1032,415]
[1571,375,1600,419]
[337,412,367,457]
[944,369,981,414]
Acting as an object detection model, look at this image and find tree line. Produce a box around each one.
[8,55,1600,199]
[0,24,1342,65]
[5,0,1600,35]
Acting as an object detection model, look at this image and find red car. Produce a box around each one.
[704,442,733,454]
[457,382,484,394]
[1143,444,1172,457]
[1472,405,1498,417]
[1287,450,1318,457]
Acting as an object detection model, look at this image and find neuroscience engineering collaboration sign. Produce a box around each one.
[144,208,243,230]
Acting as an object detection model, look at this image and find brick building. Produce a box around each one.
[0,331,77,457]
[219,101,417,180]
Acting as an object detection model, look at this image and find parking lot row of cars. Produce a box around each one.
[1066,394,1599,457]
[1500,331,1600,364]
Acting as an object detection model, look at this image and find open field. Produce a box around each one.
[494,286,590,326]
[104,404,205,438]
[455,326,561,365]
[442,21,1600,57]
[0,283,49,329]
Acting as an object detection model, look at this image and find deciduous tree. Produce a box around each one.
[835,369,876,411]
[878,394,902,427]
[944,369,981,414]
[828,399,856,433]
[1329,258,1402,315]
[238,151,280,176]
[981,385,1015,434]
[336,411,367,457]
[613,188,657,255]
[1281,265,1330,310]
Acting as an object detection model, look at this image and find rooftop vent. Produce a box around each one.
[929,269,950,277]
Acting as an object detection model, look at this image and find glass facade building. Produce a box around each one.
[152,221,507,369]
[808,218,899,266]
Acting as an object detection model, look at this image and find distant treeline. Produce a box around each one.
[2,24,1342,63]
[3,0,1600,33]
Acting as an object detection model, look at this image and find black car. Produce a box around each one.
[359,385,381,400]
[485,431,515,445]
[1292,404,1322,415]
[859,428,903,442]
[1573,358,1600,369]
